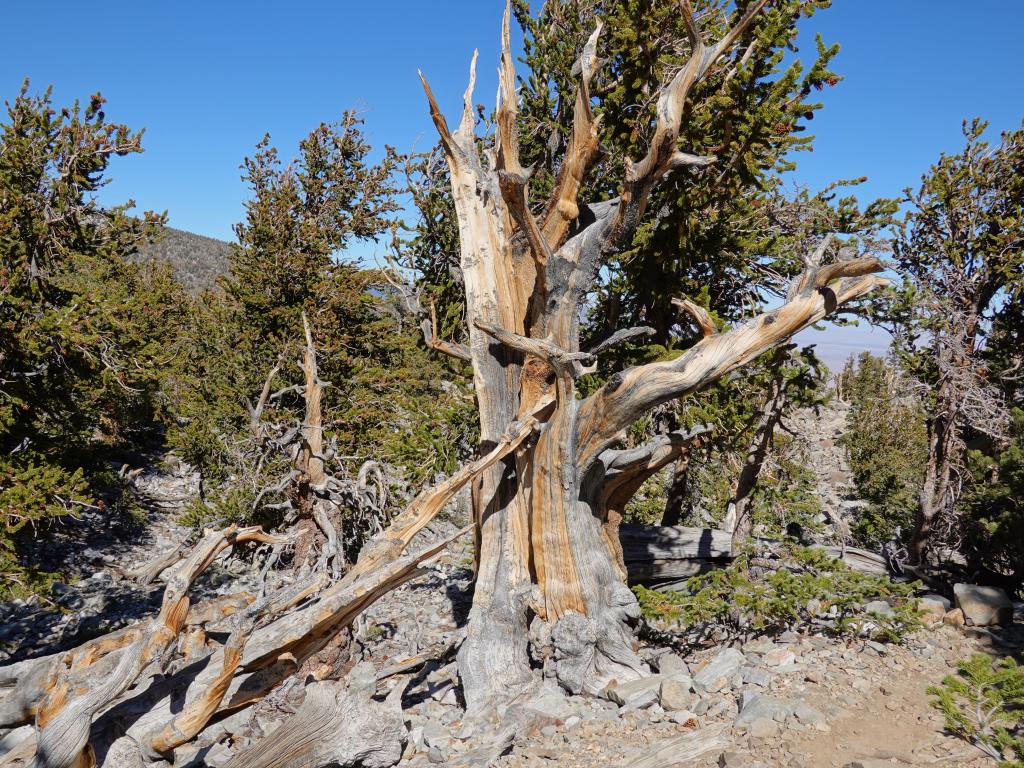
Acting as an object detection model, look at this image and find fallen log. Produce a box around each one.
[620,524,891,586]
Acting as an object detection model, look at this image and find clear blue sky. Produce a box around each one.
[3,1,1023,367]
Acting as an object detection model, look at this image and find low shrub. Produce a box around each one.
[634,541,921,644]
[928,653,1024,766]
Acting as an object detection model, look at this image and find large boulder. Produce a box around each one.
[954,584,1013,627]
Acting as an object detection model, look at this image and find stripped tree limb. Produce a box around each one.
[585,326,656,356]
[576,262,888,468]
[604,0,769,249]
[248,354,284,435]
[348,396,552,579]
[474,320,595,382]
[539,20,604,250]
[31,526,280,768]
[672,298,716,338]
[421,298,471,362]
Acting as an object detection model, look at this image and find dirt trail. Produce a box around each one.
[784,645,989,767]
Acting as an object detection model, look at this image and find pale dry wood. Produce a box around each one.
[672,297,716,338]
[298,312,326,489]
[616,723,728,768]
[576,263,888,469]
[539,21,603,250]
[347,397,551,580]
[585,326,656,356]
[31,526,279,768]
[619,525,890,582]
[605,0,768,248]
[223,668,405,768]
[421,298,471,362]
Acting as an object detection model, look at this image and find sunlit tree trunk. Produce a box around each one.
[419,2,888,716]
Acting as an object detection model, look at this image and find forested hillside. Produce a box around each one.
[136,226,231,292]
[1,3,1021,767]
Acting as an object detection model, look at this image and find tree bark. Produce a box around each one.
[418,0,887,719]
[660,456,691,527]
[724,364,788,546]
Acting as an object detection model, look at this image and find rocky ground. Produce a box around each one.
[351,551,1021,768]
[1,445,1021,767]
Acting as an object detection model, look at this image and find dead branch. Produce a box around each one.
[421,298,470,362]
[539,21,604,250]
[605,0,768,248]
[576,259,888,468]
[672,298,716,338]
[585,326,656,355]
[32,526,280,768]
[348,396,552,579]
[474,320,595,381]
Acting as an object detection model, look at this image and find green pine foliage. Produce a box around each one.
[838,352,928,547]
[928,654,1024,766]
[960,409,1024,591]
[167,116,475,543]
[634,542,921,643]
[0,82,182,596]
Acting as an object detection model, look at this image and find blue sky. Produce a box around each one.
[3,1,1023,368]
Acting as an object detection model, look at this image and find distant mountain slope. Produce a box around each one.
[136,226,233,292]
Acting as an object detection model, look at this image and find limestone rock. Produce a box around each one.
[917,596,949,627]
[864,600,895,618]
[943,607,965,627]
[659,676,695,711]
[604,675,664,708]
[693,648,745,693]
[954,583,1013,627]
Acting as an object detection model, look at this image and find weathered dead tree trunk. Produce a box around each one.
[619,524,890,585]
[2,407,546,767]
[723,354,789,545]
[417,1,888,718]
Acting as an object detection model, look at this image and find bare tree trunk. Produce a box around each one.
[416,1,887,718]
[0,6,893,763]
[724,366,787,546]
[910,391,955,565]
[660,455,691,527]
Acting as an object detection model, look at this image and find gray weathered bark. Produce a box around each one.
[417,0,888,718]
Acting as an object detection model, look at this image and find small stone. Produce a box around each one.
[540,725,558,738]
[748,716,779,739]
[741,666,771,687]
[943,608,965,627]
[735,694,791,727]
[917,595,950,627]
[764,648,796,667]
[427,746,446,763]
[864,600,895,618]
[694,648,746,693]
[954,583,1013,627]
[719,750,759,767]
[564,715,581,730]
[656,652,690,676]
[660,677,695,711]
[605,676,663,708]
[790,701,826,727]
[671,710,699,727]
[421,721,449,749]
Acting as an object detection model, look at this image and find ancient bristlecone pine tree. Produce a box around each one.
[1,4,888,767]
[418,1,887,715]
